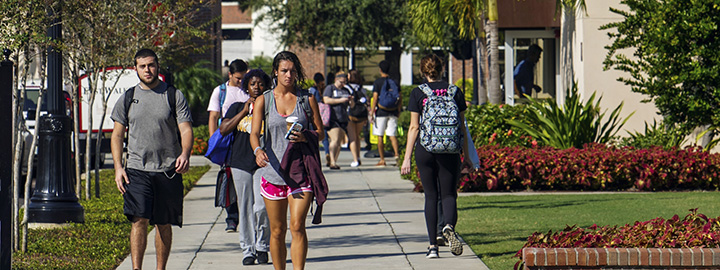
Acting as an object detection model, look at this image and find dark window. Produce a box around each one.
[222,29,251,40]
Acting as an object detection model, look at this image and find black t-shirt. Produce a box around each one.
[224,102,259,172]
[372,77,400,117]
[407,81,468,115]
[323,84,351,124]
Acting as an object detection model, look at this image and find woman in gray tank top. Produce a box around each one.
[249,51,324,269]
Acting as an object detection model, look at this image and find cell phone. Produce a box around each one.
[284,122,303,140]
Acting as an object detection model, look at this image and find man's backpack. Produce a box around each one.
[418,83,462,154]
[377,78,400,111]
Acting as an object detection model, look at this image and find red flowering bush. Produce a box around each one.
[459,144,720,192]
[515,209,720,267]
[192,137,208,155]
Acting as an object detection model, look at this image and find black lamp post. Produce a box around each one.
[27,2,84,225]
[1,48,14,270]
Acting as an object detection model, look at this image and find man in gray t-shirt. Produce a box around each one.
[110,49,193,270]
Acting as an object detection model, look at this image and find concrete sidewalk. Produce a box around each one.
[117,151,489,270]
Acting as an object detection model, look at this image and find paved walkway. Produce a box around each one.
[117,150,489,270]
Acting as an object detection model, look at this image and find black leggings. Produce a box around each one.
[415,145,461,245]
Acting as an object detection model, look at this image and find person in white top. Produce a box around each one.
[207,59,250,135]
[206,59,249,232]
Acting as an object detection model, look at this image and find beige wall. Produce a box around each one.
[574,0,659,136]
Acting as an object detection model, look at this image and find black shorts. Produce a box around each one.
[123,168,184,227]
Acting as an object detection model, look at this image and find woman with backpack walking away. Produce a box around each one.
[400,54,471,259]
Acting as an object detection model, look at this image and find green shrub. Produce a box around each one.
[454,78,473,103]
[193,125,209,142]
[508,83,633,149]
[465,103,537,148]
[618,119,688,149]
[12,166,210,269]
[247,55,273,74]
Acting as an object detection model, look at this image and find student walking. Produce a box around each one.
[308,73,331,166]
[218,69,272,265]
[400,54,471,259]
[110,48,194,269]
[345,69,369,167]
[370,60,401,166]
[207,59,249,231]
[250,51,327,270]
[322,71,352,169]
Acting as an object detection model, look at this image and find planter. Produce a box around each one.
[521,248,720,270]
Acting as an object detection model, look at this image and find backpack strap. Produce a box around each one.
[263,89,273,147]
[418,83,433,97]
[123,86,136,122]
[167,85,177,118]
[219,83,227,114]
[447,84,458,98]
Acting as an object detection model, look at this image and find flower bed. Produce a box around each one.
[516,209,720,270]
[459,144,720,192]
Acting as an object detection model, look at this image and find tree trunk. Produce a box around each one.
[474,36,488,105]
[561,8,577,95]
[85,71,99,200]
[486,0,502,104]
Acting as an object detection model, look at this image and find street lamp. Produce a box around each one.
[27,2,84,226]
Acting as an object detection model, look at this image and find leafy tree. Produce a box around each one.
[242,0,409,80]
[601,0,720,134]
[173,60,222,120]
[0,0,53,252]
[247,55,273,74]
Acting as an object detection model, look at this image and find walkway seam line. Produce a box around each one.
[360,169,416,270]
[186,209,223,270]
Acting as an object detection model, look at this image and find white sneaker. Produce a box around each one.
[350,161,360,167]
[426,246,439,258]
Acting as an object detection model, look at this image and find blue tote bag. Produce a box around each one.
[205,129,233,165]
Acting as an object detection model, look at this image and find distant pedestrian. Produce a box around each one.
[345,69,369,167]
[308,72,330,166]
[110,48,194,269]
[323,71,352,169]
[401,54,471,259]
[250,51,327,270]
[207,59,249,232]
[370,60,401,166]
[513,44,543,98]
[218,69,272,265]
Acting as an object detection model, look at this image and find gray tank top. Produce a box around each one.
[257,94,309,185]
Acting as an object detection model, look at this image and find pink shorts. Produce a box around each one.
[261,177,312,200]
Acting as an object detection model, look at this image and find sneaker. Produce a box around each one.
[257,251,269,264]
[375,160,386,167]
[242,256,256,265]
[442,224,463,256]
[350,161,360,167]
[426,246,439,258]
[436,236,446,246]
[225,221,237,232]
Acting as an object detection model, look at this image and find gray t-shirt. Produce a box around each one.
[255,93,309,186]
[111,82,192,172]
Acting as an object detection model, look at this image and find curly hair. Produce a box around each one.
[241,69,272,91]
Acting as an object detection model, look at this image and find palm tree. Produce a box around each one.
[557,0,587,96]
[409,0,503,104]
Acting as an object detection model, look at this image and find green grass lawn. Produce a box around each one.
[456,192,720,270]
[12,166,210,270]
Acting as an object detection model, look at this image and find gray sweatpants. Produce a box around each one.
[230,168,270,257]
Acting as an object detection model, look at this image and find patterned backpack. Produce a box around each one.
[419,83,462,154]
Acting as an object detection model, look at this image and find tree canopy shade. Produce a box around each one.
[250,0,408,50]
[601,0,720,133]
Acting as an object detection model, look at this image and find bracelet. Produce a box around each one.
[253,146,263,155]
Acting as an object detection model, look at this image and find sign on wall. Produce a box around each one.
[78,67,165,133]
